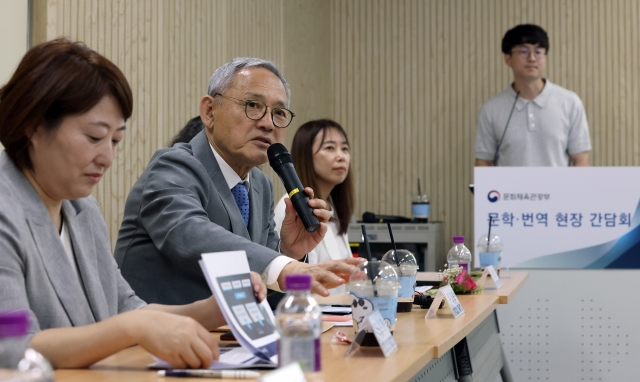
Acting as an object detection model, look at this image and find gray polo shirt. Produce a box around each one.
[475,80,591,166]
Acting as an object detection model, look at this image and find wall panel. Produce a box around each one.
[331,0,640,261]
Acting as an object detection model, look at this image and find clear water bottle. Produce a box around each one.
[446,236,472,272]
[0,310,54,381]
[275,274,321,372]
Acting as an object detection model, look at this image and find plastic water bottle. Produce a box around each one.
[275,274,321,372]
[0,311,54,381]
[447,236,472,272]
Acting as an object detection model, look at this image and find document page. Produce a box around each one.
[199,251,279,365]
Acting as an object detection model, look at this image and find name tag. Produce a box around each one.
[345,310,398,358]
[367,310,398,357]
[477,265,503,289]
[425,284,465,319]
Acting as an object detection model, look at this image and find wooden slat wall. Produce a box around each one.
[330,0,640,256]
[30,0,331,249]
[28,0,640,255]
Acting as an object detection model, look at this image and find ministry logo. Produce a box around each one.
[487,190,501,203]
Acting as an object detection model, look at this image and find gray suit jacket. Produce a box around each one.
[114,131,281,305]
[0,152,145,359]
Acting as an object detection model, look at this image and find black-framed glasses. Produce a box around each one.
[214,93,295,128]
[511,46,546,60]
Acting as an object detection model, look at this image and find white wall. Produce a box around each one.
[497,270,639,381]
[0,0,29,150]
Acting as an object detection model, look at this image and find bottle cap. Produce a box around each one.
[0,310,29,338]
[285,274,312,291]
[453,236,465,244]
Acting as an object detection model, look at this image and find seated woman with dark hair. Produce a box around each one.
[0,39,266,369]
[274,119,355,295]
[169,116,204,146]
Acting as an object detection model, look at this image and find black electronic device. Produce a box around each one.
[362,211,412,224]
[352,242,427,264]
[413,293,445,309]
[416,279,442,287]
[219,331,236,341]
[267,143,320,232]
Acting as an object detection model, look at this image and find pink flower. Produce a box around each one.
[463,275,477,291]
[455,273,466,285]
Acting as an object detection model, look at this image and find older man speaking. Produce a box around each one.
[115,58,360,305]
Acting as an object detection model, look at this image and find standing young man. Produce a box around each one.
[475,24,591,167]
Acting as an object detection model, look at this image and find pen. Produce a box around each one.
[319,304,350,307]
[158,369,261,379]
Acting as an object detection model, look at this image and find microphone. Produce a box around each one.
[493,90,520,166]
[267,143,321,232]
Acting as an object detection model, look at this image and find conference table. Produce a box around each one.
[54,271,528,382]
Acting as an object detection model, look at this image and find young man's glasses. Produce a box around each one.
[511,46,546,60]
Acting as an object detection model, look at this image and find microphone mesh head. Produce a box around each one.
[267,143,292,169]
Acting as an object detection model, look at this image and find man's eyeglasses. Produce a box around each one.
[214,93,295,128]
[511,47,546,60]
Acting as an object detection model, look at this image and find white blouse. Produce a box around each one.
[60,215,90,300]
[274,194,352,295]
[60,217,80,278]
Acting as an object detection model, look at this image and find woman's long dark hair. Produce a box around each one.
[290,119,354,235]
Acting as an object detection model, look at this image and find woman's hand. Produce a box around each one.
[132,310,219,369]
[29,308,220,369]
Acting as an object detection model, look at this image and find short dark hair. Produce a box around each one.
[169,116,204,146]
[501,24,549,54]
[291,119,354,235]
[0,38,133,170]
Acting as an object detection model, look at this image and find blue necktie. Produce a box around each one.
[231,182,250,227]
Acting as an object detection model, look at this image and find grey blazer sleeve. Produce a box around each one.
[137,150,281,274]
[0,195,38,360]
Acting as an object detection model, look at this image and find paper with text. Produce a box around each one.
[425,284,465,319]
[200,251,278,365]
